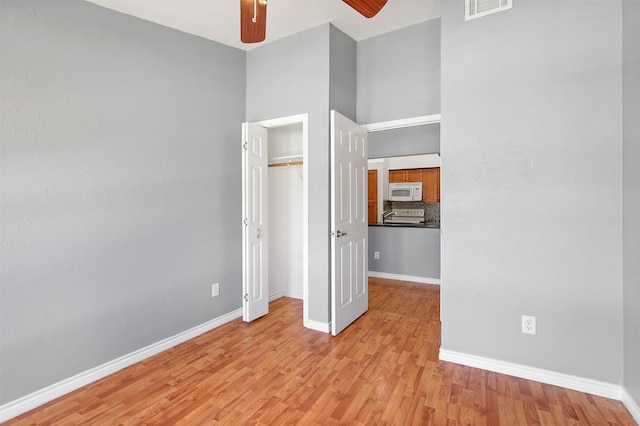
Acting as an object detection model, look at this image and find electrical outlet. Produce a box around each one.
[374,251,380,259]
[522,315,536,335]
[212,283,220,298]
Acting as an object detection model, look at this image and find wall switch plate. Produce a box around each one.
[212,283,220,298]
[374,251,380,259]
[522,315,536,335]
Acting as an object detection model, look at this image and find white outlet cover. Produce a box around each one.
[522,315,536,335]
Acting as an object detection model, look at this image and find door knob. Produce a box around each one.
[336,230,347,237]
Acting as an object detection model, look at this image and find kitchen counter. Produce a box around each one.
[369,222,440,229]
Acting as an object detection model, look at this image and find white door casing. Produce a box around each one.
[330,110,368,336]
[242,122,269,322]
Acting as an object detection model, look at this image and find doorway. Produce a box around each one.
[242,114,309,324]
[267,123,304,301]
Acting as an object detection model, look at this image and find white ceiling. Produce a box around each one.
[86,0,441,51]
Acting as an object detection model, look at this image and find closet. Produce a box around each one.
[267,123,303,300]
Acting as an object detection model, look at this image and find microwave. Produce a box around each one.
[388,182,422,201]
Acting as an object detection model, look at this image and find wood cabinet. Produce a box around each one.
[422,167,440,203]
[368,170,378,223]
[389,167,440,202]
[389,168,423,183]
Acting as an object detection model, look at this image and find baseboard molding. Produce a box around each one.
[283,290,303,300]
[0,308,243,423]
[304,318,330,333]
[623,389,640,424]
[439,349,623,400]
[368,271,440,285]
[270,291,302,302]
[269,291,284,302]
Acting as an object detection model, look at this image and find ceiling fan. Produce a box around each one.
[240,0,388,43]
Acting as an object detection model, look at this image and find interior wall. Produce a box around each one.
[246,24,331,323]
[623,0,640,409]
[0,1,245,404]
[368,125,440,158]
[440,0,624,384]
[357,19,441,124]
[329,25,357,122]
[368,227,441,279]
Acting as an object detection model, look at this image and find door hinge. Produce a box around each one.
[242,142,248,150]
[243,218,248,226]
[244,293,249,302]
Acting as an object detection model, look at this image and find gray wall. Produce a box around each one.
[623,0,640,406]
[357,19,441,124]
[0,1,245,403]
[369,227,440,279]
[368,125,440,159]
[246,24,334,323]
[330,26,357,122]
[440,0,624,384]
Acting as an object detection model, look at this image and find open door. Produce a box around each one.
[331,111,368,336]
[242,122,269,322]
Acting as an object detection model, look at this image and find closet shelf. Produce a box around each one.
[269,154,303,167]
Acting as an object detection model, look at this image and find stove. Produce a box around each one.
[384,208,425,224]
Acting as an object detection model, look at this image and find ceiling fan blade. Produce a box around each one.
[343,0,387,18]
[240,0,267,43]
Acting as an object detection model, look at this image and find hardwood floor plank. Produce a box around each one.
[4,278,636,425]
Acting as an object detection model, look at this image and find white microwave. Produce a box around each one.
[389,182,422,201]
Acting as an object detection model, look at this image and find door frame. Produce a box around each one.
[248,113,309,326]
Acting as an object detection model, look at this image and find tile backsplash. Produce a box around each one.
[383,200,440,223]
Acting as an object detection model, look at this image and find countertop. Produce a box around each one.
[368,222,440,229]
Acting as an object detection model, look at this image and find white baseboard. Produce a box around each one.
[623,389,640,424]
[269,291,284,302]
[439,349,623,400]
[270,291,303,301]
[368,271,440,285]
[304,318,330,333]
[283,290,303,300]
[0,308,243,423]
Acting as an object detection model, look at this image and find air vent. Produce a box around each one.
[465,0,512,21]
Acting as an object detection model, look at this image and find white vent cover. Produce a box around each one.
[465,0,512,21]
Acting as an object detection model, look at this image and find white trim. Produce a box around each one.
[363,114,441,133]
[0,308,243,423]
[283,290,303,300]
[368,271,440,285]
[304,318,331,333]
[439,349,623,400]
[269,291,284,302]
[622,389,640,424]
[257,113,308,129]
[269,291,303,301]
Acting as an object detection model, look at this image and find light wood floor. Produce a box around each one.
[5,277,636,425]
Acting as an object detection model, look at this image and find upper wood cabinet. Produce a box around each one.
[389,169,423,183]
[422,167,440,203]
[389,167,440,202]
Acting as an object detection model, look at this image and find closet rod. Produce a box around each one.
[268,161,304,168]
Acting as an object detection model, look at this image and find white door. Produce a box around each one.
[330,110,368,336]
[242,122,269,322]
